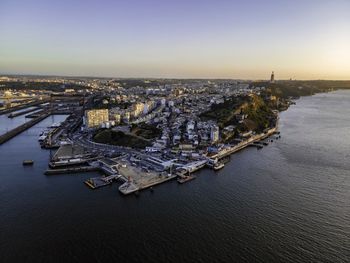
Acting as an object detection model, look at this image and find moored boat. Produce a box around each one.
[23,160,34,165]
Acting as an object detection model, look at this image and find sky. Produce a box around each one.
[0,0,350,80]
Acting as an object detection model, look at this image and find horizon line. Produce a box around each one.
[1,72,350,82]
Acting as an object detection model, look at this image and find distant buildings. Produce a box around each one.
[114,113,121,125]
[210,125,219,144]
[133,102,144,117]
[143,103,149,114]
[64,88,75,93]
[120,111,129,123]
[186,121,195,133]
[85,109,109,128]
[270,71,275,83]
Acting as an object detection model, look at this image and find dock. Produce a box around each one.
[44,166,100,175]
[25,110,45,118]
[118,181,139,195]
[210,127,277,160]
[85,174,123,189]
[51,144,88,161]
[8,107,40,118]
[118,173,177,195]
[49,157,98,168]
[49,144,97,167]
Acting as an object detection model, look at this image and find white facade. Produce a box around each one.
[85,109,109,128]
[210,125,219,143]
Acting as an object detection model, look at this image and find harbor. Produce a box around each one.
[2,90,349,263]
[41,125,279,195]
[0,80,285,198]
[0,99,280,196]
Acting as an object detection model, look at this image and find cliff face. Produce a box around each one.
[201,94,278,142]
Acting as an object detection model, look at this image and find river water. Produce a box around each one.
[0,91,349,262]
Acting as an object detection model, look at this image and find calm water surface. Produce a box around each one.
[0,91,349,262]
[0,114,30,135]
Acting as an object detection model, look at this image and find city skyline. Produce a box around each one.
[1,0,350,80]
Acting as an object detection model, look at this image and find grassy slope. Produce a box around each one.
[242,95,274,132]
[200,96,246,128]
[131,123,161,140]
[93,129,151,149]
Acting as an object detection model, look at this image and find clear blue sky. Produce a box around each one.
[1,0,349,79]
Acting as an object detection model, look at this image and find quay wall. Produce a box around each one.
[212,127,277,160]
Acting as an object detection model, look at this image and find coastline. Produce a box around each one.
[1,89,349,263]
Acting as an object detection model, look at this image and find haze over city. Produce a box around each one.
[1,0,350,79]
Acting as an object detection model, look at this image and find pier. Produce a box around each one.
[7,107,40,118]
[210,127,277,160]
[44,166,100,175]
[118,174,177,195]
[85,174,124,189]
[25,110,45,118]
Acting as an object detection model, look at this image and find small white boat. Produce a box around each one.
[49,122,61,128]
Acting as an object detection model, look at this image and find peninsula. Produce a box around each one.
[1,76,350,195]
